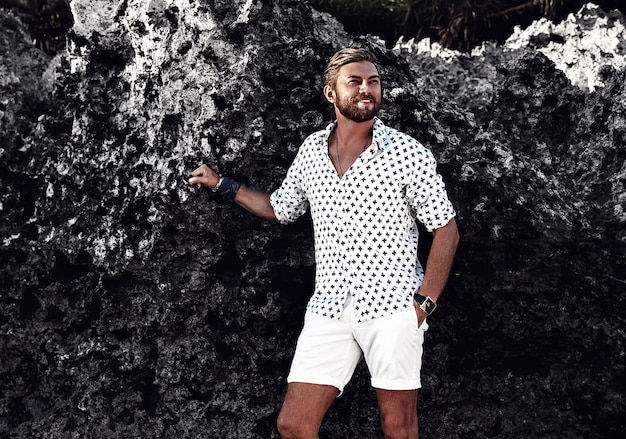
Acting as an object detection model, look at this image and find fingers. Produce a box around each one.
[198,164,211,175]
[189,165,206,187]
[191,164,208,177]
[188,164,217,188]
[188,176,202,187]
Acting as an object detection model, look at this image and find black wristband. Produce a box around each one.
[216,177,241,202]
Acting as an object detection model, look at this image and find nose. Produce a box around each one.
[359,80,370,94]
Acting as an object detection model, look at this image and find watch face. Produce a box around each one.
[425,299,435,313]
[414,294,436,315]
[421,297,437,315]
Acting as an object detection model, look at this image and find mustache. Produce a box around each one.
[353,94,376,103]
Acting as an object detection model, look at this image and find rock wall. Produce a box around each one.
[1,1,624,438]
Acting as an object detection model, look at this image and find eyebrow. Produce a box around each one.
[347,75,380,80]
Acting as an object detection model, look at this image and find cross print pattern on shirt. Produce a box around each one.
[270,117,456,323]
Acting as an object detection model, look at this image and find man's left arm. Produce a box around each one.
[415,217,460,323]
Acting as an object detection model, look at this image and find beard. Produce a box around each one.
[336,93,380,122]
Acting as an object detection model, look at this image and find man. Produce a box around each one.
[189,47,459,439]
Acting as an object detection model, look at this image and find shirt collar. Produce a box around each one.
[323,117,386,152]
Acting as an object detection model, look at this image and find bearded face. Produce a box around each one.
[334,92,381,122]
[327,61,383,123]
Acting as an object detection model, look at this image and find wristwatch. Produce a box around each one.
[211,176,224,192]
[414,293,437,316]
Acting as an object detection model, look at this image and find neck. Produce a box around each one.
[334,117,374,150]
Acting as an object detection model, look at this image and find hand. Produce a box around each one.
[413,300,428,327]
[188,164,220,189]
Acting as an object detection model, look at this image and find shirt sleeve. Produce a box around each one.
[405,145,456,232]
[269,146,310,225]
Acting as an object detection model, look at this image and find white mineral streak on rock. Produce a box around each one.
[68,0,119,74]
[68,0,224,152]
[235,0,256,25]
[395,3,626,92]
[118,0,220,146]
[70,0,119,36]
[505,3,626,91]
[46,182,54,198]
[393,35,461,62]
[64,0,265,263]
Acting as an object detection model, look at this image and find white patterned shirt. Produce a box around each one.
[270,117,456,322]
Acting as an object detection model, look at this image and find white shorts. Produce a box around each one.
[287,294,429,395]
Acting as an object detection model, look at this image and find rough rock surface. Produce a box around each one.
[1,1,624,438]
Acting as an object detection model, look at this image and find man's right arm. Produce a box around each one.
[188,164,278,222]
[233,186,277,221]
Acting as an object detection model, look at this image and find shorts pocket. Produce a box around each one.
[412,302,429,331]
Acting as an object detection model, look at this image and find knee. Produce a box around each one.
[276,412,308,439]
[276,413,292,438]
[380,413,418,439]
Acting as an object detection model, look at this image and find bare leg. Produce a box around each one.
[375,389,419,439]
[277,382,339,439]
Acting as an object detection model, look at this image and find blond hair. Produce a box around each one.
[323,47,381,89]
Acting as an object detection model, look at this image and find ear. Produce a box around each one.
[323,85,336,103]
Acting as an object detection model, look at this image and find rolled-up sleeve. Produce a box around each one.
[405,147,456,232]
[270,148,309,224]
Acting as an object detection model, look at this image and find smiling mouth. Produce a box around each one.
[356,95,375,104]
